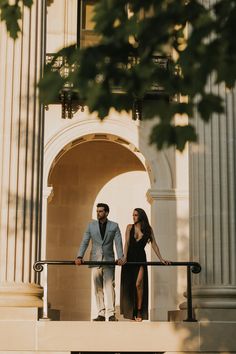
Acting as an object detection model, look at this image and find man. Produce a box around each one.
[75,203,124,321]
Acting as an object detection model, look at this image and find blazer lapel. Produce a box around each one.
[96,221,103,242]
[102,220,111,243]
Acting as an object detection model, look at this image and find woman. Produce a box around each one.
[120,208,170,321]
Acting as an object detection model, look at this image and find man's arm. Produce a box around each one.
[75,224,91,265]
[114,223,124,264]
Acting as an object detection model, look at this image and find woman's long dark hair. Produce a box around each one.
[134,208,153,243]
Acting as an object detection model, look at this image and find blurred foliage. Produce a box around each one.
[0,0,32,39]
[1,0,236,151]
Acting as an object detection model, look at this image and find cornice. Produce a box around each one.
[146,189,189,202]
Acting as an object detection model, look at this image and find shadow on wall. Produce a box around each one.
[175,319,236,353]
[0,121,43,285]
[1,193,42,285]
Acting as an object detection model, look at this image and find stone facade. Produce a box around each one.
[0,0,236,352]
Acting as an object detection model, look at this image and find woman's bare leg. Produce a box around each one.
[135,266,144,321]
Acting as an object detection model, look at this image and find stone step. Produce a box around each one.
[0,319,236,352]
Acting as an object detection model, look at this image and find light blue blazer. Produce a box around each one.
[77,220,124,267]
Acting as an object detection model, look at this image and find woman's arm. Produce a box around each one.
[123,224,132,259]
[150,228,171,264]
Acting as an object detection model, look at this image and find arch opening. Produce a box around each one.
[46,138,151,320]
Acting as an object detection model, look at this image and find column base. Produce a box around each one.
[181,286,236,308]
[169,308,236,321]
[0,307,39,320]
[0,283,43,307]
[176,286,236,321]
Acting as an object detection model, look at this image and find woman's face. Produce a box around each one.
[133,210,139,224]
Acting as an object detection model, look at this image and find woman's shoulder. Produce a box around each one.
[126,223,133,229]
[126,224,133,233]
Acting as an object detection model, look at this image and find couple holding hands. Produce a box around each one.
[75,203,170,322]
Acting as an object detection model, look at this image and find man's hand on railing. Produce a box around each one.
[75,257,83,266]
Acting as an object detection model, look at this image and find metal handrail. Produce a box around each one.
[33,260,201,322]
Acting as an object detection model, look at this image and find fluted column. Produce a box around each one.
[147,188,189,320]
[0,1,46,306]
[188,85,236,319]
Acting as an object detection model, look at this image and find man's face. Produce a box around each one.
[96,207,108,220]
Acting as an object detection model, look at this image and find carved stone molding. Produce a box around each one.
[146,189,188,203]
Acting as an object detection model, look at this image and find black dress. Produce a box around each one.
[120,224,149,320]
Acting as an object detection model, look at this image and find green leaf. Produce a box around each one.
[1,4,21,39]
[149,123,177,150]
[175,125,198,151]
[38,70,65,104]
[198,94,224,122]
[150,123,197,152]
[22,0,33,8]
[0,0,9,7]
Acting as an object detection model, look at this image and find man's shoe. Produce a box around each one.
[93,315,105,321]
[108,315,118,321]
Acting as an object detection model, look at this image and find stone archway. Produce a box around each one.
[46,137,150,320]
[42,115,179,321]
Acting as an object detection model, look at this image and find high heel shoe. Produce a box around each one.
[135,309,143,322]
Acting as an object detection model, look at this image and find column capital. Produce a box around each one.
[146,188,188,203]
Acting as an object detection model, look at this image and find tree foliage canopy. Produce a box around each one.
[1,0,236,150]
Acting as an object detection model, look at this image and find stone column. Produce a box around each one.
[186,85,236,320]
[147,188,189,321]
[0,0,46,306]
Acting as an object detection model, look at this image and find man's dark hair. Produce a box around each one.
[97,203,110,213]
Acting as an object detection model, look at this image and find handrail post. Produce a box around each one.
[184,265,197,322]
[39,264,51,321]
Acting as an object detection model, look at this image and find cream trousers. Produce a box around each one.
[92,267,115,318]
